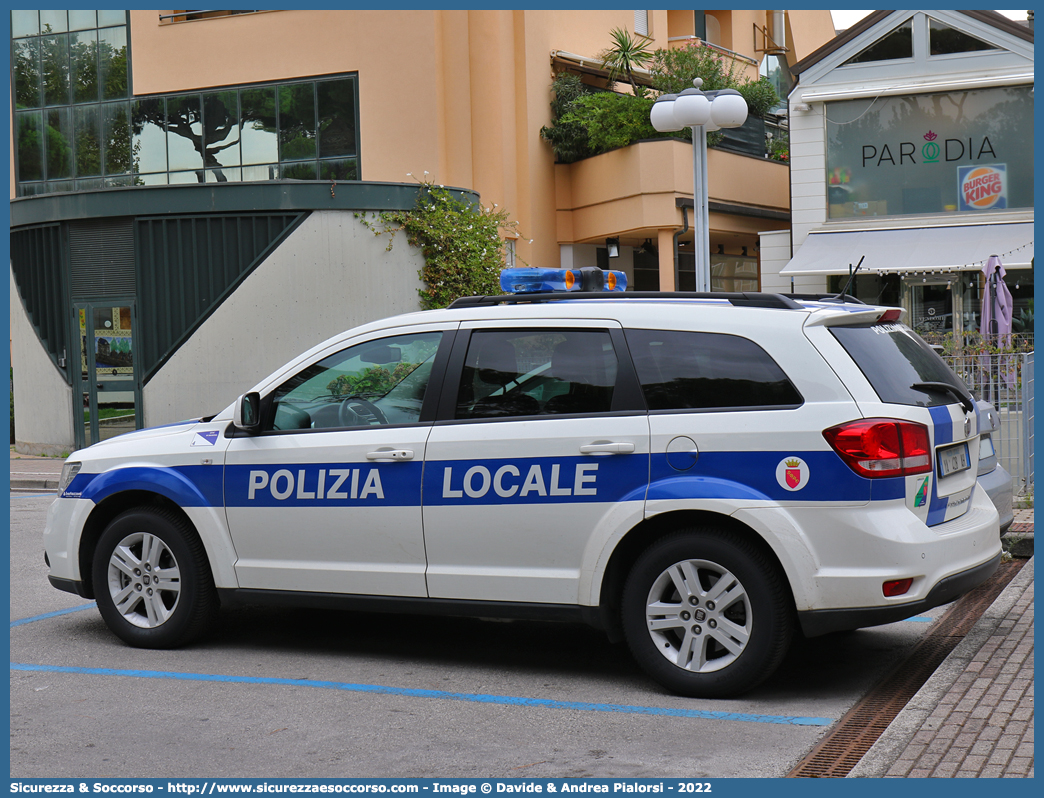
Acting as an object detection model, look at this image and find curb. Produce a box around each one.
[10,477,59,492]
[1003,525,1034,558]
[848,557,1035,778]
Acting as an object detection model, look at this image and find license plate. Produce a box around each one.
[937,442,970,477]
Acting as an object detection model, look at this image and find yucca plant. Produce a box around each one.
[599,27,653,97]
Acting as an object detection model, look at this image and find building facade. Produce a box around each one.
[762,10,1033,342]
[10,9,836,453]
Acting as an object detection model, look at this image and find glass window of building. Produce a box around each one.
[758,54,792,114]
[12,10,130,189]
[928,19,998,55]
[825,85,1033,219]
[842,21,913,65]
[10,10,360,198]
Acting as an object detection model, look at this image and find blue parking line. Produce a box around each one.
[10,603,96,628]
[902,616,935,623]
[10,662,834,726]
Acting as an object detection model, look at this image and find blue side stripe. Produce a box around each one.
[65,448,919,509]
[9,663,833,726]
[67,465,223,507]
[927,406,954,526]
[650,451,884,503]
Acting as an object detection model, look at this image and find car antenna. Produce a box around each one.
[836,255,865,301]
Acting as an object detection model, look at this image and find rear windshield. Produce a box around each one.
[830,322,971,408]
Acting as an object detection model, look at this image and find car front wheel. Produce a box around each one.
[622,528,793,698]
[92,508,217,648]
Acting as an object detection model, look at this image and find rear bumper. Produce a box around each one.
[798,550,1001,637]
[978,464,1014,533]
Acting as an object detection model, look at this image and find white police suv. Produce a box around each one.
[44,267,1001,698]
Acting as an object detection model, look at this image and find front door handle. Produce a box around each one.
[366,449,414,461]
[579,442,635,455]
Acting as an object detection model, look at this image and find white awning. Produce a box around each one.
[781,222,1034,276]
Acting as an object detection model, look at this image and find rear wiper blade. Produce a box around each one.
[911,382,975,415]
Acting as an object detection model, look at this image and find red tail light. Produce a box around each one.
[823,418,932,479]
[883,578,913,597]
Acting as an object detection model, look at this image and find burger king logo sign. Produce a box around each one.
[958,164,1007,211]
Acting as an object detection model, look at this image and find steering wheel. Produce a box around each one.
[338,396,389,427]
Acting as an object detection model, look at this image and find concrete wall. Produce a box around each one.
[142,211,426,427]
[9,269,75,455]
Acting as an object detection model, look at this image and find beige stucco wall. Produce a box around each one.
[131,10,833,273]
[130,10,658,276]
[554,139,790,245]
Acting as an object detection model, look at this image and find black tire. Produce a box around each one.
[92,507,218,648]
[621,527,793,698]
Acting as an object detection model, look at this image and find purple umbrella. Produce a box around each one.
[980,254,1015,392]
[980,255,1014,344]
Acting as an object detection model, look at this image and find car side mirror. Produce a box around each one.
[234,391,261,434]
[360,344,401,364]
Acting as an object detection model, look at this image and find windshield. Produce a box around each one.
[830,322,972,408]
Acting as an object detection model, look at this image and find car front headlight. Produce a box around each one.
[58,461,82,495]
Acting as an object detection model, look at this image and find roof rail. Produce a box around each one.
[449,291,804,310]
[783,293,866,305]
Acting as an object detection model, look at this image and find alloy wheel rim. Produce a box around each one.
[106,532,182,629]
[644,558,751,673]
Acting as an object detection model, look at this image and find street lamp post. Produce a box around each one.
[650,79,748,292]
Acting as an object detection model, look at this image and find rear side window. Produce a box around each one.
[830,322,969,407]
[625,329,803,411]
[456,329,618,419]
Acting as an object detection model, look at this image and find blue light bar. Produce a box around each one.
[500,268,580,294]
[603,270,627,292]
[499,267,628,294]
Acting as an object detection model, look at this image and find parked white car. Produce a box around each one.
[45,268,1002,697]
[976,399,1014,533]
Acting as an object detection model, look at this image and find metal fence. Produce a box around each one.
[944,351,1034,497]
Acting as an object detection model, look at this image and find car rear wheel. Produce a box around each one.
[92,508,217,648]
[622,528,792,698]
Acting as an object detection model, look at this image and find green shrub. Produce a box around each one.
[738,76,781,118]
[649,41,746,95]
[541,37,769,163]
[540,73,596,163]
[767,130,789,162]
[356,182,518,309]
[559,92,661,153]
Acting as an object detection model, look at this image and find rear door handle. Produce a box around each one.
[366,449,414,461]
[579,442,635,455]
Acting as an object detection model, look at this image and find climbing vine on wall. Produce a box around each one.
[356,181,523,310]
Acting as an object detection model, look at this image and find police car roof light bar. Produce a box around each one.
[449,291,804,310]
[498,266,627,295]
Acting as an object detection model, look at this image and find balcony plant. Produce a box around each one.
[599,27,654,98]
[542,38,781,163]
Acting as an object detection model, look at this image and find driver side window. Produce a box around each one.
[266,331,443,431]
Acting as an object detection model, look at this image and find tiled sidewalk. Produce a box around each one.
[851,556,1034,778]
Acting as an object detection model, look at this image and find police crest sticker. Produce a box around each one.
[191,430,220,447]
[776,457,809,491]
